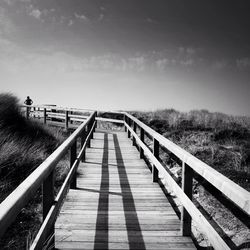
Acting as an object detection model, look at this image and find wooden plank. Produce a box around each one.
[95,117,124,124]
[55,128,196,250]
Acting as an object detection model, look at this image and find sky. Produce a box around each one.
[0,0,250,115]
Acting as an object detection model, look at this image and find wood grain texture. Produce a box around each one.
[55,129,196,250]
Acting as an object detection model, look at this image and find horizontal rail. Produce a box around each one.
[124,112,250,215]
[20,105,93,113]
[30,120,97,250]
[0,112,96,239]
[95,117,124,124]
[124,112,250,250]
[126,124,229,250]
[46,112,88,119]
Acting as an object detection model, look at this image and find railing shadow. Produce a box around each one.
[94,133,109,249]
[113,134,146,250]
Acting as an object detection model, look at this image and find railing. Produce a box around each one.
[0,108,97,249]
[20,105,92,130]
[123,112,250,250]
[0,106,249,250]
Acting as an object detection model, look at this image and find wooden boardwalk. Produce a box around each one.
[55,128,196,250]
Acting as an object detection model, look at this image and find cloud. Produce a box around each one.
[26,5,53,22]
[98,13,104,21]
[2,0,30,5]
[74,13,88,21]
[29,8,42,19]
[146,18,158,24]
[68,19,74,26]
[155,58,170,70]
[236,57,250,70]
[0,6,16,35]
[213,60,228,70]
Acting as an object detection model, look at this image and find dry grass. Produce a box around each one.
[131,108,250,247]
[0,93,69,249]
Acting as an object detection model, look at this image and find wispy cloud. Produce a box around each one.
[98,13,104,21]
[2,0,30,5]
[0,6,16,34]
[74,13,88,21]
[236,57,250,70]
[29,8,42,19]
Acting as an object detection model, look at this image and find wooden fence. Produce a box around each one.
[0,105,249,250]
[123,113,250,250]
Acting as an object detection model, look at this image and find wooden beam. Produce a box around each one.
[152,138,159,183]
[124,113,250,216]
[70,141,77,189]
[65,111,69,130]
[125,124,230,250]
[95,117,124,124]
[181,163,193,236]
[0,112,96,239]
[140,127,144,159]
[132,121,137,146]
[43,108,47,124]
[42,170,55,248]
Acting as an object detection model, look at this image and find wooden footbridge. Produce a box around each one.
[0,106,250,250]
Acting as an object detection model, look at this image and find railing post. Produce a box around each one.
[26,106,29,119]
[181,162,193,236]
[127,118,131,138]
[81,128,86,162]
[43,108,47,124]
[42,170,55,248]
[140,127,144,159]
[65,111,69,130]
[87,124,91,148]
[124,114,127,132]
[90,112,96,139]
[132,121,137,146]
[70,111,73,124]
[152,138,159,182]
[70,141,77,189]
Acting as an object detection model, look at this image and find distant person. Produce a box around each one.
[24,96,33,106]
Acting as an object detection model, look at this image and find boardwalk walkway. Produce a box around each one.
[55,128,196,250]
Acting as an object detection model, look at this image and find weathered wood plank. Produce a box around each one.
[55,129,196,250]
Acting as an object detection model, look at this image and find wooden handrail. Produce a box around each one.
[0,111,96,240]
[30,120,97,250]
[123,112,250,250]
[124,112,250,215]
[125,124,229,249]
[1,106,249,249]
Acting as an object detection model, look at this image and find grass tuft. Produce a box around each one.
[0,93,68,249]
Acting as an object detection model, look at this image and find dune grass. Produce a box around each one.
[131,108,250,247]
[0,93,69,249]
[131,108,250,189]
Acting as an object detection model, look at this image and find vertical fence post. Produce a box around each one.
[70,111,73,124]
[124,114,127,132]
[43,108,47,124]
[42,170,55,247]
[26,106,29,119]
[127,118,131,138]
[140,127,144,159]
[152,138,159,182]
[81,128,86,162]
[91,112,96,139]
[181,162,193,236]
[132,121,137,146]
[87,123,91,148]
[65,111,69,130]
[70,141,77,189]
